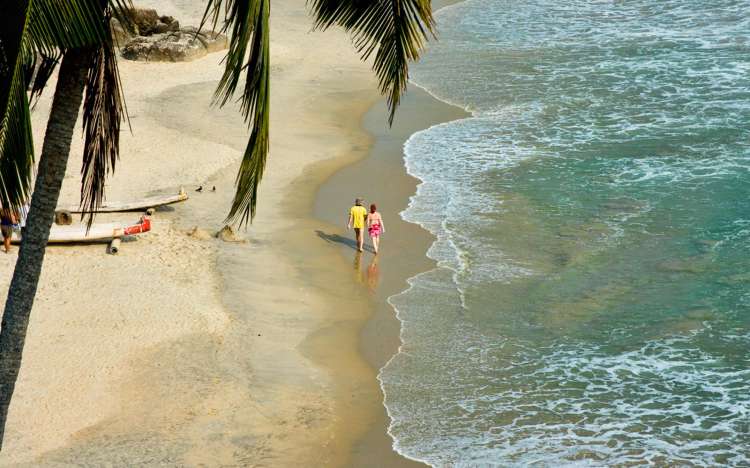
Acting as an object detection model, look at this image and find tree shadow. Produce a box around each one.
[315,230,372,253]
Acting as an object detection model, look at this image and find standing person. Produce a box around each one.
[367,203,385,254]
[0,207,18,253]
[347,198,367,252]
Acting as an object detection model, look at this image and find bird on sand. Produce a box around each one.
[196,185,203,192]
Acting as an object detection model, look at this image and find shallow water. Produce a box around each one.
[380,0,750,465]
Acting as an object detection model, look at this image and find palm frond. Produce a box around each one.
[80,10,128,227]
[22,0,133,107]
[23,49,61,107]
[26,0,108,55]
[108,0,135,33]
[200,0,270,226]
[2,0,133,215]
[309,0,435,124]
[0,0,35,211]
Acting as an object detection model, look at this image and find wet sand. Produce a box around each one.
[0,0,469,465]
[0,0,386,464]
[315,88,469,466]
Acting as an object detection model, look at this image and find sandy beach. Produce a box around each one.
[1,0,381,464]
[316,88,468,466]
[0,0,465,465]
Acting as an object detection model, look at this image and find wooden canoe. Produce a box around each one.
[11,217,151,244]
[57,189,188,213]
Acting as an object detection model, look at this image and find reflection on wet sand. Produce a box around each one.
[354,252,365,284]
[367,255,380,294]
[353,252,381,294]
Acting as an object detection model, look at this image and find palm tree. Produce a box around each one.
[0,0,128,449]
[0,0,435,450]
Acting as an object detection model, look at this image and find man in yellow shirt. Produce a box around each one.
[347,198,367,252]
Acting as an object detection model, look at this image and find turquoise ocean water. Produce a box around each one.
[379,0,750,465]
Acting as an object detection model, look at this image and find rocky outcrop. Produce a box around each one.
[117,9,227,62]
[129,8,180,35]
[121,29,227,62]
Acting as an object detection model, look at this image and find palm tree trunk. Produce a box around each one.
[0,48,91,450]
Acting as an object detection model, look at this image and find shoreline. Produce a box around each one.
[313,1,471,464]
[315,87,469,466]
[0,0,470,465]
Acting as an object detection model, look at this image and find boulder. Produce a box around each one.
[129,8,160,35]
[110,17,130,46]
[180,26,228,54]
[121,28,227,62]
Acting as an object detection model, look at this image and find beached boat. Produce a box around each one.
[11,217,151,244]
[57,189,188,213]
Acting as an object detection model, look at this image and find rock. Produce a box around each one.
[187,226,212,240]
[121,28,228,62]
[152,20,179,34]
[180,26,228,53]
[110,10,178,43]
[110,17,131,45]
[129,8,160,35]
[215,225,245,243]
[160,15,178,26]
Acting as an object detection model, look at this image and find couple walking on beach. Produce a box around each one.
[347,198,385,254]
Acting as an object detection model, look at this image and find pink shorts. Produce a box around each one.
[368,223,381,237]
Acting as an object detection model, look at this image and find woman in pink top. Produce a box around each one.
[367,204,385,254]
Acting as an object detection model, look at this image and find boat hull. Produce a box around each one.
[10,217,151,244]
[57,190,187,213]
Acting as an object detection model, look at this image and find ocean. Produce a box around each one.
[379,0,750,465]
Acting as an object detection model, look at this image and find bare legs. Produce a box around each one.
[354,228,364,252]
[3,235,9,253]
[372,235,380,254]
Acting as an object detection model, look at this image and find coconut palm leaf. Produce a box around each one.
[26,0,107,55]
[80,10,128,226]
[24,50,62,107]
[200,0,433,226]
[0,0,132,219]
[309,0,435,124]
[1,0,117,211]
[0,0,35,211]
[201,0,270,226]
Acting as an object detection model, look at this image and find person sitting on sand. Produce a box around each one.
[0,207,18,253]
[367,203,385,254]
[347,198,367,252]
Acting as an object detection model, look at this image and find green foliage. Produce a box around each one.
[202,0,434,226]
[309,0,435,125]
[80,12,128,227]
[0,0,131,216]
[0,1,34,212]
[201,0,270,226]
[2,0,435,225]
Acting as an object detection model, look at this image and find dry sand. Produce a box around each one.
[0,0,467,465]
[0,0,387,465]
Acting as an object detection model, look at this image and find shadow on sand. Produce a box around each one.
[315,230,373,253]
